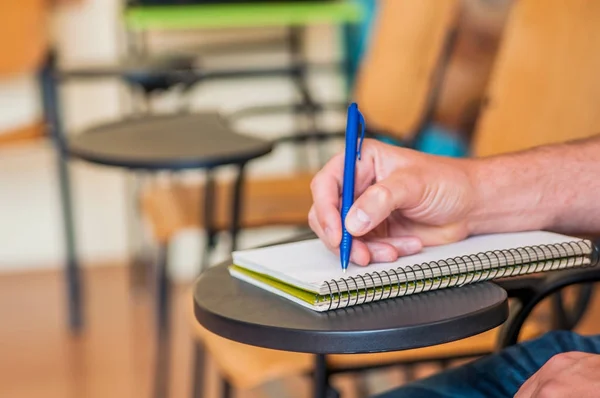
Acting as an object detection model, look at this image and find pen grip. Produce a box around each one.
[341,203,352,248]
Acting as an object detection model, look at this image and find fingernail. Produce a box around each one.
[346,208,370,233]
[401,239,422,254]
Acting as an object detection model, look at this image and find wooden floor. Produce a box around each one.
[1,265,600,398]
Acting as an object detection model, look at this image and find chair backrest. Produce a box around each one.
[0,0,59,146]
[352,0,461,139]
[0,0,50,77]
[472,0,600,156]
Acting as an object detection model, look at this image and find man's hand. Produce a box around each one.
[308,139,476,266]
[515,352,600,398]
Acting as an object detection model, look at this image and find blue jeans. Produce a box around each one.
[374,331,600,397]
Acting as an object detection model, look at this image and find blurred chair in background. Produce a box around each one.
[470,0,600,332]
[35,3,366,397]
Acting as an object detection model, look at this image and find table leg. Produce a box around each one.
[313,354,329,398]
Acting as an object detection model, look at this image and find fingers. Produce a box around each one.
[310,153,376,247]
[367,236,423,257]
[345,175,419,237]
[310,206,422,265]
[310,155,344,247]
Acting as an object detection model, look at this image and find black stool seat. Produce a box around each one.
[67,113,273,170]
[194,262,509,354]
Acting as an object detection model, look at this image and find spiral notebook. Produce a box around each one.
[229,231,596,311]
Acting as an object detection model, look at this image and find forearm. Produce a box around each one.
[466,135,600,236]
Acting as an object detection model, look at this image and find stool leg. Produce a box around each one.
[229,163,246,252]
[153,243,171,398]
[201,169,217,271]
[191,341,206,398]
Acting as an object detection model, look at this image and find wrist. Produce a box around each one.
[463,153,557,236]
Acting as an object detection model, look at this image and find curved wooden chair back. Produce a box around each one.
[472,0,600,156]
[352,0,460,139]
[0,0,50,77]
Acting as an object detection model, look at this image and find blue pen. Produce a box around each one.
[340,103,366,272]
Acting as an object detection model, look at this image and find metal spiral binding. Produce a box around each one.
[320,239,597,310]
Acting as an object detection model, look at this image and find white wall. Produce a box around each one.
[0,0,346,280]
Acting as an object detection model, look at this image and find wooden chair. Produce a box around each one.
[471,0,600,156]
[470,0,600,330]
[0,0,52,146]
[352,0,461,139]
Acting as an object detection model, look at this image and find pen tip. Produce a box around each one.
[343,268,346,273]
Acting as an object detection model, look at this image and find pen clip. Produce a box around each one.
[357,110,366,160]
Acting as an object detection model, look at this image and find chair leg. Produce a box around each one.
[56,150,84,334]
[201,169,216,272]
[43,55,84,334]
[221,378,232,398]
[229,163,246,252]
[354,375,370,398]
[153,243,171,398]
[191,341,206,398]
[313,354,334,398]
[403,364,416,382]
[126,172,149,295]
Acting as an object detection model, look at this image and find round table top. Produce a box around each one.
[193,259,509,354]
[67,113,273,170]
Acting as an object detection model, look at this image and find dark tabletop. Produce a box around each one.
[194,260,509,354]
[67,112,274,170]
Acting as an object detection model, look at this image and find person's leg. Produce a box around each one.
[374,331,600,398]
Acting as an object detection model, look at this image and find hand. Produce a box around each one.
[515,352,600,398]
[309,139,476,266]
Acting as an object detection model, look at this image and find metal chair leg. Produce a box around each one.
[201,169,217,272]
[153,243,171,398]
[229,163,246,252]
[126,172,150,295]
[191,341,206,398]
[313,354,330,398]
[221,378,232,398]
[40,53,84,334]
[57,152,83,333]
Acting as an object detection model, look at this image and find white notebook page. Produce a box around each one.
[232,231,583,293]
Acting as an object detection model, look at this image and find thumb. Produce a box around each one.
[344,175,420,236]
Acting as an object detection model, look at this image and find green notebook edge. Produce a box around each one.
[229,264,320,305]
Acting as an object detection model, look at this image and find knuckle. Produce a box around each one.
[545,353,570,369]
[536,381,562,398]
[368,184,394,207]
[309,173,321,193]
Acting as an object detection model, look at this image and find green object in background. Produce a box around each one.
[124,1,364,30]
